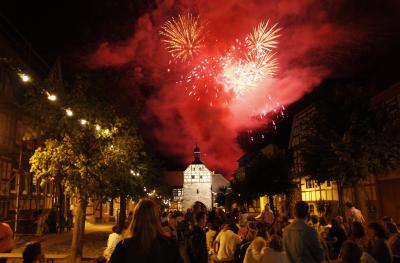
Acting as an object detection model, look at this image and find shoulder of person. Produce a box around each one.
[0,222,11,229]
[158,234,179,246]
[118,237,136,247]
[361,252,379,263]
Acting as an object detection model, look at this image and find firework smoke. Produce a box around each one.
[89,0,388,176]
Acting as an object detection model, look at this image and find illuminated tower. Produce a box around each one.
[182,145,213,211]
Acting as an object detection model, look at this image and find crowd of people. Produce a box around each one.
[99,199,400,263]
[2,198,400,263]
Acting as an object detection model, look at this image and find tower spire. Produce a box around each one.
[192,144,202,164]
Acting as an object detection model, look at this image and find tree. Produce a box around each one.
[99,119,164,227]
[26,72,163,261]
[243,153,294,213]
[302,82,400,216]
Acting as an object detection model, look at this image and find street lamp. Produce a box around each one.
[80,119,87,125]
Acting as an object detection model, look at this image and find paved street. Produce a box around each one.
[10,222,112,262]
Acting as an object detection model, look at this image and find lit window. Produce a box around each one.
[305,179,315,189]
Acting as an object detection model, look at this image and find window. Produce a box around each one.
[305,179,315,189]
[326,181,331,187]
[191,175,195,179]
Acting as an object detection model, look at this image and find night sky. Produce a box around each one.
[2,0,400,174]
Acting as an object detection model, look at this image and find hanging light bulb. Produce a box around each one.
[66,109,73,117]
[18,73,31,82]
[47,93,57,101]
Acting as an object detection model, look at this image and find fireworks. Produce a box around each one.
[162,15,283,119]
[180,57,227,106]
[160,14,205,62]
[245,21,280,78]
[219,58,263,96]
[218,21,281,96]
[246,20,281,55]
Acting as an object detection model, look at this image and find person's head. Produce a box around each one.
[93,256,107,263]
[264,204,270,211]
[268,234,283,252]
[195,211,207,228]
[241,207,247,214]
[126,198,163,251]
[368,222,388,240]
[339,241,363,263]
[319,216,327,226]
[384,222,399,235]
[310,215,318,224]
[23,242,44,263]
[248,221,256,230]
[336,216,344,224]
[229,223,239,234]
[192,201,207,214]
[331,218,339,228]
[294,201,309,219]
[112,225,122,235]
[345,202,353,209]
[351,221,365,239]
[246,227,257,242]
[382,216,393,223]
[168,213,178,227]
[250,237,266,253]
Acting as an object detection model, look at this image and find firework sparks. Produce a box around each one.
[166,16,282,113]
[160,14,205,62]
[246,20,281,55]
[179,57,228,106]
[245,21,281,78]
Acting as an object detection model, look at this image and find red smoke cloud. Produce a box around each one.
[89,0,371,176]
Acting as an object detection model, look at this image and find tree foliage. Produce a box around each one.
[26,71,165,260]
[232,152,294,209]
[302,83,400,186]
[245,154,294,197]
[301,82,400,215]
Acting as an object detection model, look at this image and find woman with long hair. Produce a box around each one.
[109,198,183,263]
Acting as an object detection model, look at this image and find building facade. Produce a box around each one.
[166,146,229,211]
[288,83,400,222]
[182,146,213,210]
[0,21,57,233]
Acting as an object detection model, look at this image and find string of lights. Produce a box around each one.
[3,58,172,204]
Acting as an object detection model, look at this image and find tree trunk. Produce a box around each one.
[57,183,64,232]
[353,183,368,221]
[109,198,114,217]
[118,196,126,228]
[70,196,88,262]
[268,195,275,215]
[337,180,345,218]
[354,156,369,221]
